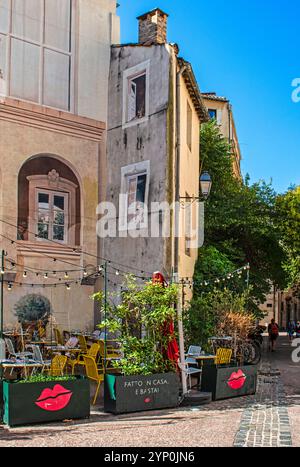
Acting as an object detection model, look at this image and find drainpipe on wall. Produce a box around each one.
[174,62,188,396]
[228,103,232,145]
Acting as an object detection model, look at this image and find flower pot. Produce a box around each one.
[201,364,257,401]
[104,373,180,414]
[3,376,90,427]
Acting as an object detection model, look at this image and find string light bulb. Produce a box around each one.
[64,272,69,279]
[7,283,12,291]
[66,283,71,291]
[44,273,48,279]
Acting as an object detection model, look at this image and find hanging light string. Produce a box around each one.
[4,253,152,283]
[179,264,251,289]
[0,232,153,282]
[0,218,155,276]
[2,255,153,291]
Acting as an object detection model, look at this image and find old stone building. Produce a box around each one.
[0,0,120,330]
[103,8,209,293]
[202,93,242,179]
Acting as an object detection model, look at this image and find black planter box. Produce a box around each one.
[0,380,2,422]
[201,364,257,401]
[104,373,180,414]
[3,376,90,427]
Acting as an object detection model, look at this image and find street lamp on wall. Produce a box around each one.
[200,171,212,200]
[179,171,212,202]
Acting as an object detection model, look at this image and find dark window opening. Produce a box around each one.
[128,73,146,121]
[208,109,217,120]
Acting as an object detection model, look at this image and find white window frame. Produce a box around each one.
[27,174,77,246]
[0,0,76,112]
[122,60,150,129]
[36,189,69,244]
[119,161,150,232]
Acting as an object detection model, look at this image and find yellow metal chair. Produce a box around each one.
[98,339,121,368]
[83,355,104,405]
[53,328,64,346]
[45,354,68,376]
[77,334,88,353]
[215,348,233,365]
[37,320,46,339]
[68,343,100,375]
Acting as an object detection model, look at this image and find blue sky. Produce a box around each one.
[118,0,299,194]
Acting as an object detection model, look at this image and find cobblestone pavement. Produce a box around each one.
[0,335,299,447]
[234,362,292,447]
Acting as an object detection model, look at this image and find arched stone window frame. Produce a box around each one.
[27,171,77,246]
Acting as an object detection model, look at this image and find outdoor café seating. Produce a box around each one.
[215,348,233,365]
[44,354,68,376]
[5,337,33,360]
[31,345,52,372]
[68,343,100,375]
[178,361,202,391]
[83,355,104,405]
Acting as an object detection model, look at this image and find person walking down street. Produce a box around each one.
[295,322,300,339]
[287,320,296,342]
[268,319,279,352]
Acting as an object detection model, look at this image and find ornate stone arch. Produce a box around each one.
[18,154,82,246]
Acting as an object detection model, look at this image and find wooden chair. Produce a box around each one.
[215,348,233,365]
[68,343,100,375]
[83,355,104,405]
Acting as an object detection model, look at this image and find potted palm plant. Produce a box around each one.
[93,276,180,414]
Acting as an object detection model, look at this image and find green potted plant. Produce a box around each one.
[93,276,180,414]
[2,374,90,427]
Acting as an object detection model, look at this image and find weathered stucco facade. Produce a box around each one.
[103,9,208,294]
[0,0,120,330]
[202,93,242,180]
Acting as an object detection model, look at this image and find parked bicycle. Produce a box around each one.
[209,333,261,366]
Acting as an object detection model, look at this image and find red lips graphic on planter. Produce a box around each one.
[227,370,246,390]
[35,385,73,412]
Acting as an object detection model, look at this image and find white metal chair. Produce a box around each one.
[5,338,33,359]
[31,345,51,372]
[178,361,202,391]
[187,345,202,357]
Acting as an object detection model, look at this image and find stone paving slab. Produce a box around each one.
[234,362,293,447]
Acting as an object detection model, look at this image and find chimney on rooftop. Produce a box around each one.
[137,8,168,45]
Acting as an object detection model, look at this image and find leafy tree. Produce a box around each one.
[185,288,254,349]
[276,186,300,292]
[187,121,288,344]
[198,121,287,304]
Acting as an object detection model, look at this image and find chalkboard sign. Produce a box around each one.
[104,373,180,414]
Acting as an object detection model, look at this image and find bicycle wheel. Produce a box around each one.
[243,341,261,365]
